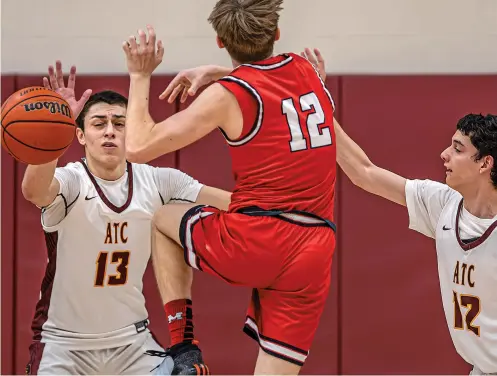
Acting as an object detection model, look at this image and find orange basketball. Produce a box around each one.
[1,86,76,165]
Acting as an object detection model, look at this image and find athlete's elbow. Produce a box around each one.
[21,180,35,202]
[125,147,149,164]
[354,164,380,192]
[21,183,50,207]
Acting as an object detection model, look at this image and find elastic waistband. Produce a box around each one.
[236,206,336,232]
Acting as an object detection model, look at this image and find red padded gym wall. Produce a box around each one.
[338,75,497,375]
[2,75,16,375]
[3,73,497,375]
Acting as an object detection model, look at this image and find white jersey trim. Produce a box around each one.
[295,53,336,111]
[244,316,308,365]
[239,55,293,70]
[219,76,264,147]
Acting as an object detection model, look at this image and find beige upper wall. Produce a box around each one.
[1,0,496,74]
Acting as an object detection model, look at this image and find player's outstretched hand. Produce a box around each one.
[159,65,226,104]
[43,61,92,119]
[123,25,164,77]
[300,48,326,81]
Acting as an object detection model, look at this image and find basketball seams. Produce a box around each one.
[1,132,24,162]
[2,127,72,152]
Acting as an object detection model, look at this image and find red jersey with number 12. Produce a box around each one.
[217,53,337,221]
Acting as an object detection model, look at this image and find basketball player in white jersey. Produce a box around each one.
[302,50,497,375]
[162,50,497,375]
[21,61,228,375]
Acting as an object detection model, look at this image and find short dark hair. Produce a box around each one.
[457,113,497,188]
[76,90,128,130]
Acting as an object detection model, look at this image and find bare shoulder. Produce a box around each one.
[193,82,239,109]
[190,82,242,138]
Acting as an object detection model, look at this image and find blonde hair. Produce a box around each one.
[208,0,284,63]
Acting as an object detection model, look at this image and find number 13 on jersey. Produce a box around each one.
[94,251,130,287]
[282,92,333,152]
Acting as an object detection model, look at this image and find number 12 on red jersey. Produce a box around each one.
[282,92,333,152]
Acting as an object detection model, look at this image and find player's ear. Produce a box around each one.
[275,28,280,41]
[480,155,494,173]
[216,36,224,49]
[76,128,86,146]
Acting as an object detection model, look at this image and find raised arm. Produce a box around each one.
[22,61,90,207]
[122,26,239,163]
[333,118,407,206]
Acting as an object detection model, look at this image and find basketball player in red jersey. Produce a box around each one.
[122,1,336,374]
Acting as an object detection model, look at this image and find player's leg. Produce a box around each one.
[29,343,100,375]
[253,348,301,375]
[247,231,335,375]
[151,203,212,375]
[152,204,275,375]
[110,332,174,375]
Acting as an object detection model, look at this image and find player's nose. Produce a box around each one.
[103,121,116,137]
[440,147,450,162]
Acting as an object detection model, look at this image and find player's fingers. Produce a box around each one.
[128,36,138,54]
[138,29,147,52]
[42,77,51,90]
[314,48,324,65]
[122,40,132,57]
[159,75,181,100]
[55,60,65,88]
[156,40,164,61]
[180,86,189,103]
[147,25,156,49]
[79,89,92,104]
[304,47,318,66]
[188,81,199,96]
[67,65,77,89]
[48,65,58,89]
[169,84,184,104]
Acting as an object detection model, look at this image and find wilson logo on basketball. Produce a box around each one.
[23,101,71,118]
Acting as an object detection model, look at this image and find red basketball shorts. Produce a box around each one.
[179,205,336,366]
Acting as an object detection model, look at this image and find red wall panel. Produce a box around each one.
[339,75,497,375]
[3,73,497,375]
[1,75,17,375]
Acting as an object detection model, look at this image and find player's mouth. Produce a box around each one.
[102,142,117,149]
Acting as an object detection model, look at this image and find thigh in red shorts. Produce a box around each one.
[179,205,336,365]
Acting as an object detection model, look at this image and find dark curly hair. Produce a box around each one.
[76,90,128,131]
[457,113,497,188]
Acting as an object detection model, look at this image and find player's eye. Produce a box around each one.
[114,123,125,127]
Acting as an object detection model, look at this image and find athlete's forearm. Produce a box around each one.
[196,186,232,211]
[22,160,60,207]
[334,118,407,206]
[207,65,233,81]
[334,118,374,186]
[125,74,158,160]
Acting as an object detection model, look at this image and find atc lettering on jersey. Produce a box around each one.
[453,260,475,287]
[104,222,128,244]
